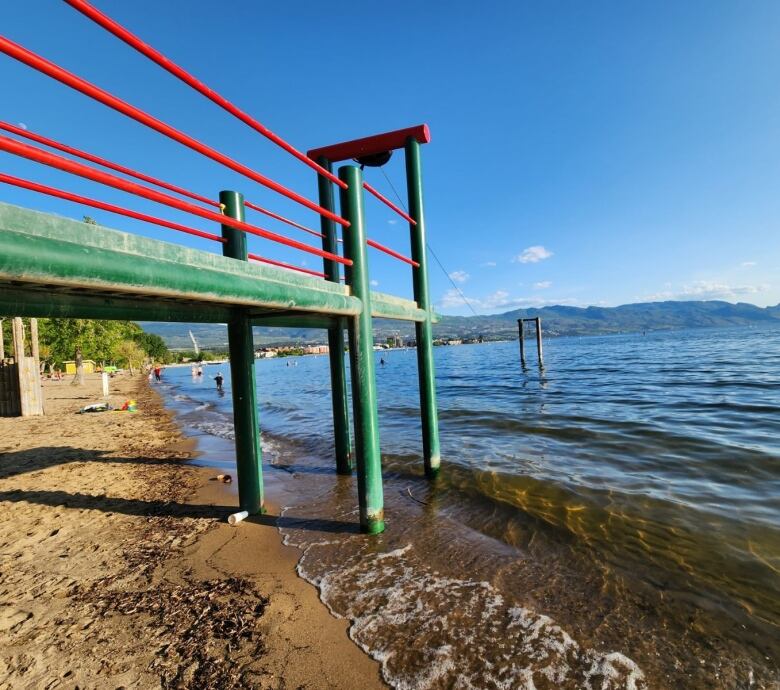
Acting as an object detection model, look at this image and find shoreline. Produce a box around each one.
[0,373,385,689]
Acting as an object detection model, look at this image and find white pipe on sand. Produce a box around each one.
[228,510,249,526]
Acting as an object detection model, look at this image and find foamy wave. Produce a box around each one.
[289,536,645,690]
[191,420,235,441]
[189,420,277,456]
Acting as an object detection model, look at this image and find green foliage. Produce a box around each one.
[37,319,139,365]
[133,332,170,363]
[33,319,171,367]
[113,339,145,374]
[169,349,223,362]
[275,347,305,357]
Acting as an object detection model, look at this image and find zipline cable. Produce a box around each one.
[378,167,480,317]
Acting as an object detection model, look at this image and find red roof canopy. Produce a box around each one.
[307,124,430,164]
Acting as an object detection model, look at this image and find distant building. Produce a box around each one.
[63,360,95,374]
[303,345,329,355]
[254,348,278,359]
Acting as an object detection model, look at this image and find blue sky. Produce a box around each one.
[2,1,779,315]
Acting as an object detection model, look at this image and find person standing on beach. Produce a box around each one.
[214,372,224,392]
[153,365,162,382]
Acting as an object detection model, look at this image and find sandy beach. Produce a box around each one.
[0,374,385,689]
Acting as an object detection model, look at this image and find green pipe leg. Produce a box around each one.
[317,156,353,475]
[405,137,441,479]
[338,165,384,534]
[220,190,265,515]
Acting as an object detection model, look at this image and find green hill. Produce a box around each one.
[139,300,780,348]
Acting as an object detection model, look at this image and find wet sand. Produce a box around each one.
[0,374,384,689]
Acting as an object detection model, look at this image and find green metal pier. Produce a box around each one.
[0,124,442,533]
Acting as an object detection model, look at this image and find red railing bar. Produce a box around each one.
[0,171,225,243]
[366,238,419,267]
[244,200,324,240]
[0,120,220,209]
[65,0,347,190]
[0,35,349,227]
[0,122,337,247]
[247,253,326,278]
[0,171,326,278]
[363,181,416,226]
[0,135,352,266]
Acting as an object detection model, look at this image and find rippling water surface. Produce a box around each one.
[159,326,780,689]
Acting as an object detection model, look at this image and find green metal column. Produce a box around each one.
[316,156,353,475]
[405,137,441,479]
[338,165,384,534]
[220,190,265,514]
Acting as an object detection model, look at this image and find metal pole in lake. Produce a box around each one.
[517,319,526,367]
[405,136,441,479]
[220,190,265,515]
[338,164,385,534]
[535,317,544,367]
[315,155,353,475]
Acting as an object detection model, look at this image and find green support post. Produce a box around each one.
[220,190,265,514]
[338,165,384,534]
[316,156,353,475]
[405,137,441,479]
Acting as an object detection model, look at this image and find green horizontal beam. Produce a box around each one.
[0,285,234,322]
[0,228,361,317]
[252,314,336,329]
[0,203,440,325]
[371,291,428,322]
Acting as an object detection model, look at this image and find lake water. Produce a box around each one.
[157,326,780,689]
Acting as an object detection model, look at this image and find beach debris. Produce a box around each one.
[73,576,267,689]
[119,399,138,412]
[227,510,249,526]
[77,401,113,414]
[208,473,232,484]
[403,487,429,505]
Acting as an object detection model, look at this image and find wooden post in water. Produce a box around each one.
[517,319,526,368]
[535,317,544,368]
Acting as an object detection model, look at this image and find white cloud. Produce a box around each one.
[17,122,27,130]
[533,281,552,290]
[387,219,398,225]
[449,270,469,284]
[370,279,379,287]
[640,280,767,302]
[438,288,576,312]
[480,261,497,268]
[513,245,553,264]
[741,261,757,267]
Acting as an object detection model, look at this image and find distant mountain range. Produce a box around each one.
[139,300,780,349]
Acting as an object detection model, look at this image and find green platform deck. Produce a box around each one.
[0,202,432,326]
